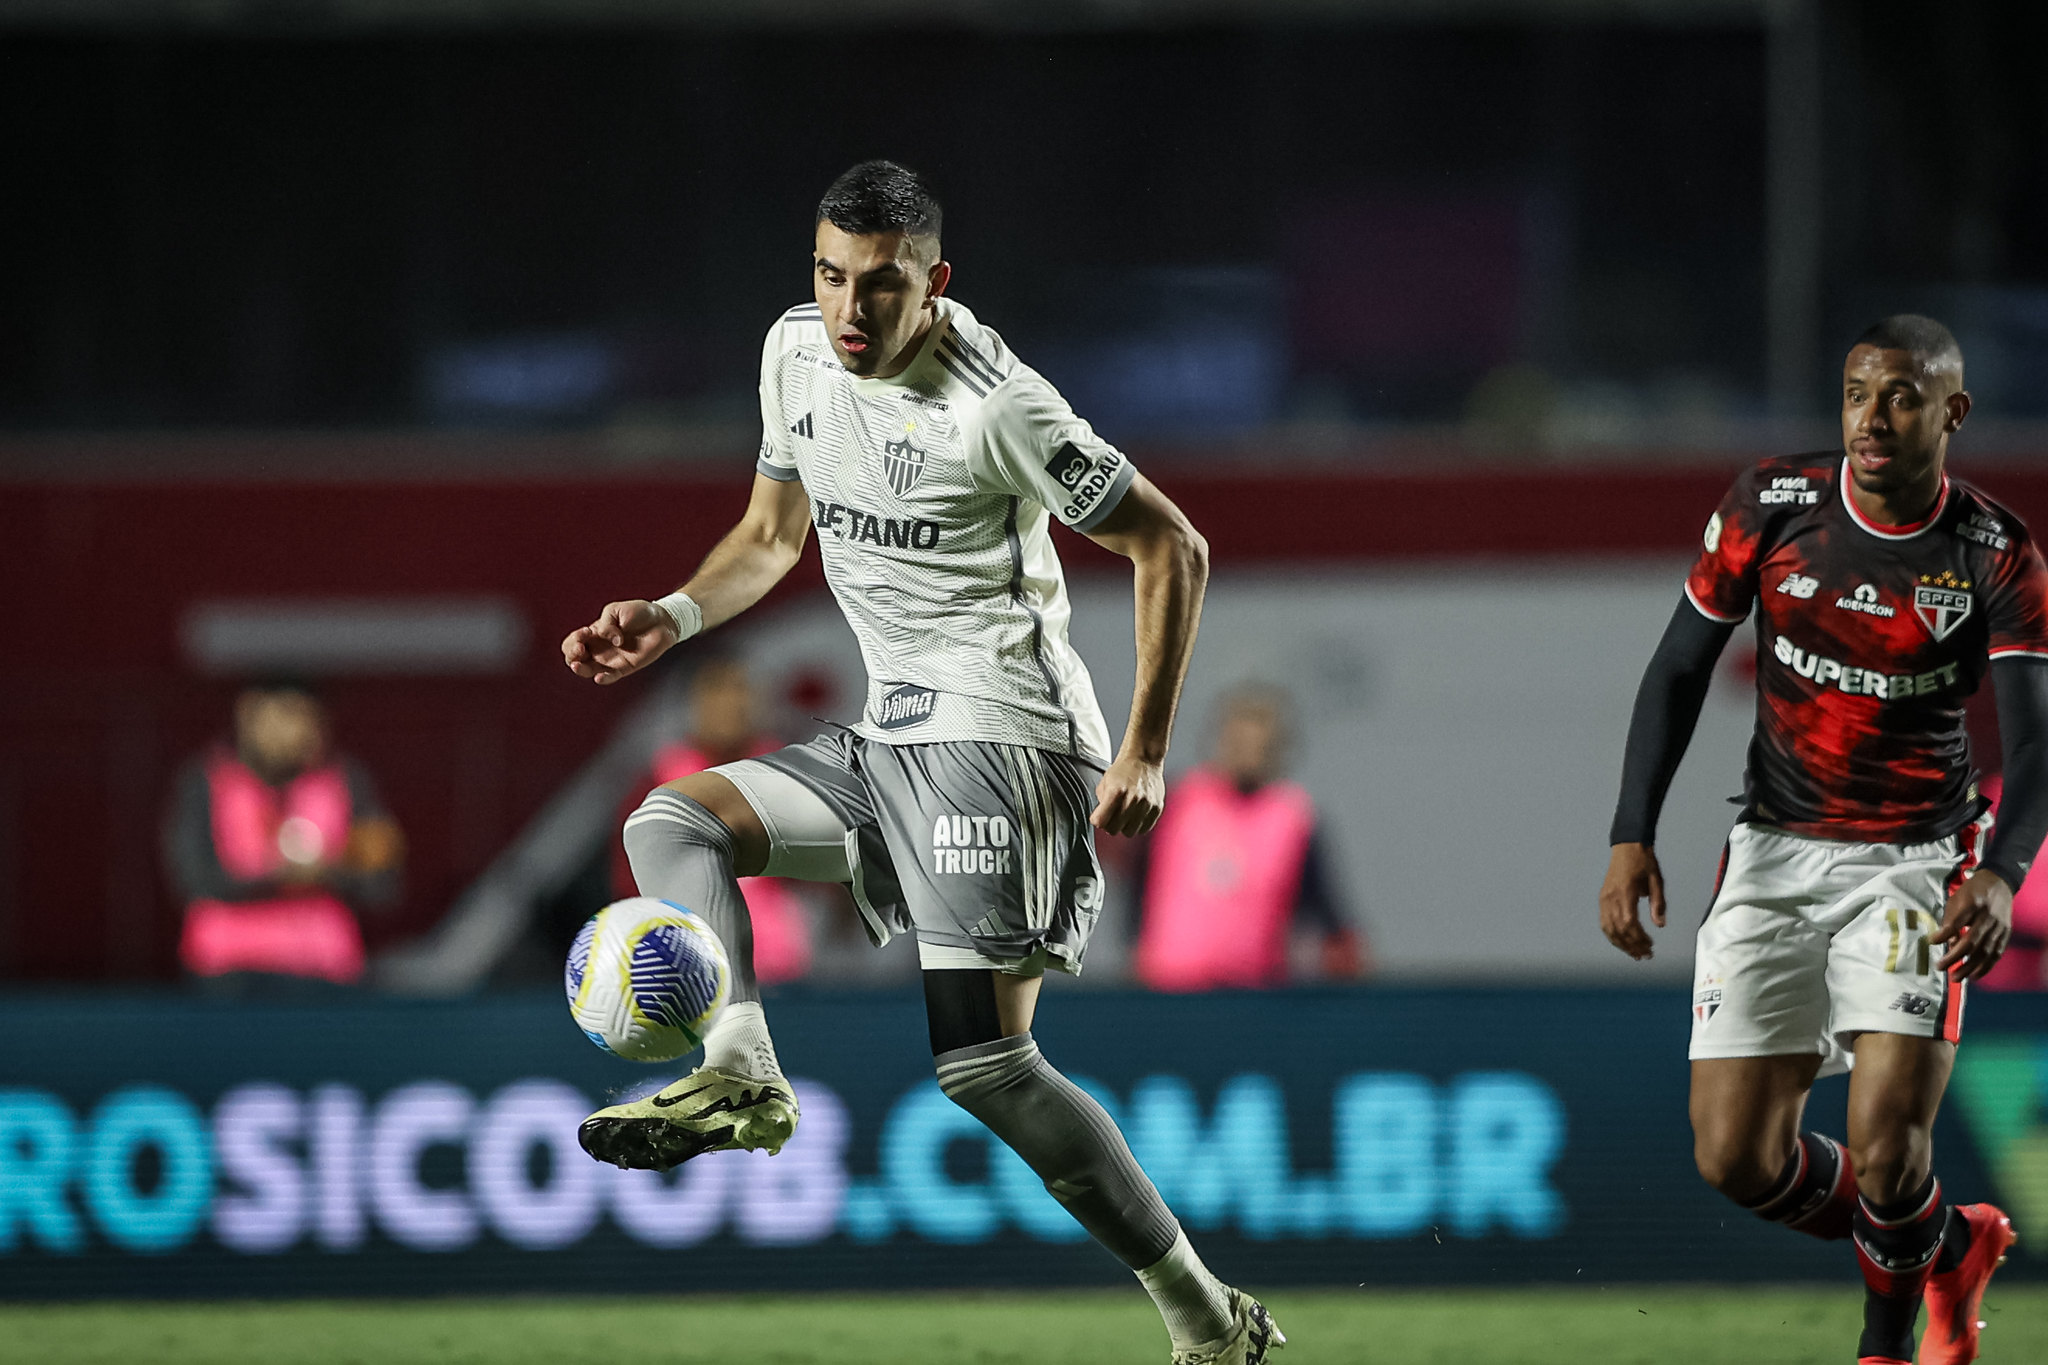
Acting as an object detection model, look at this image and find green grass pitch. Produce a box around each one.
[7,1287,2048,1364]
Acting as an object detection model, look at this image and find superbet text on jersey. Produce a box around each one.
[1688,454,2048,842]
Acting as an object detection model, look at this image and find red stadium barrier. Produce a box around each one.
[7,453,2047,981]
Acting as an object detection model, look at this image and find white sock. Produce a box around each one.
[700,1001,783,1080]
[1134,1229,1234,1349]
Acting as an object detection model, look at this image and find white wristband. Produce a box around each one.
[651,591,703,644]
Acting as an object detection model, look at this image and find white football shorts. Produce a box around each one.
[1688,815,1988,1075]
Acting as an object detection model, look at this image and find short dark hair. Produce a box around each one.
[816,160,942,242]
[1853,313,1964,381]
[242,676,319,701]
[1218,681,1291,723]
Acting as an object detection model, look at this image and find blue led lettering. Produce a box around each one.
[1447,1073,1566,1239]
[0,1089,81,1253]
[1129,1073,1293,1240]
[1334,1073,1439,1237]
[879,1083,998,1244]
[84,1086,213,1253]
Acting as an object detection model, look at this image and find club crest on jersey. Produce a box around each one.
[882,425,928,497]
[1913,570,1974,642]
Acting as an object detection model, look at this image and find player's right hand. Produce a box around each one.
[1599,841,1666,960]
[562,600,677,686]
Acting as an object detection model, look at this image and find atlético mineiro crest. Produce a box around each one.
[1913,570,1974,642]
[882,421,927,497]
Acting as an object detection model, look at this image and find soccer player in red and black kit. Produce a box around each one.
[1600,315,2045,1364]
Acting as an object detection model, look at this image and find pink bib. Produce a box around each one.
[182,752,365,982]
[1136,768,1316,991]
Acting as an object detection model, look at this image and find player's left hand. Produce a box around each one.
[1930,868,2014,980]
[1092,754,1166,837]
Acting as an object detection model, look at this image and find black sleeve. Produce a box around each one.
[1608,597,1740,846]
[1293,825,1349,936]
[162,760,262,903]
[329,758,402,913]
[1982,657,2048,892]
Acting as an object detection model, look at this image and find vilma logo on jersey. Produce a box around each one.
[1913,571,1974,642]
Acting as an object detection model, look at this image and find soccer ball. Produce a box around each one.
[564,897,731,1062]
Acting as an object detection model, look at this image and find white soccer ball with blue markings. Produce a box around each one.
[564,897,730,1062]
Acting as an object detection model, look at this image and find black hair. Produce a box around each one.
[1217,681,1292,725]
[816,160,942,243]
[242,676,319,700]
[1853,313,1964,381]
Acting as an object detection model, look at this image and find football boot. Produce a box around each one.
[1171,1288,1284,1365]
[578,1066,797,1171]
[1919,1204,2016,1364]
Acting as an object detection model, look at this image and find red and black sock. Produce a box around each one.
[1933,1204,1974,1274]
[1854,1174,1947,1360]
[1740,1131,1857,1240]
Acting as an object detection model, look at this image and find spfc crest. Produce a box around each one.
[1913,572,1974,642]
[883,433,927,497]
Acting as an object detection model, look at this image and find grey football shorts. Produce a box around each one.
[711,729,1107,975]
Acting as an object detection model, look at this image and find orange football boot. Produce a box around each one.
[1918,1203,2017,1364]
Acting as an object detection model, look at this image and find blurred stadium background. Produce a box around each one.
[6,1,2048,1361]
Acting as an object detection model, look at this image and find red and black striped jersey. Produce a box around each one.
[1686,454,2048,843]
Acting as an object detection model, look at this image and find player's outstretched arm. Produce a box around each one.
[561,474,811,686]
[1083,474,1209,836]
[1599,597,1738,959]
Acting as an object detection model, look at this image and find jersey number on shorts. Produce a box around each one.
[1884,907,1938,975]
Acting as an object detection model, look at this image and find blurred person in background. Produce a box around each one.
[1132,684,1369,991]
[163,681,402,988]
[613,656,811,983]
[1976,774,2048,991]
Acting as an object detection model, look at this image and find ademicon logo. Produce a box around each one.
[0,1071,1565,1255]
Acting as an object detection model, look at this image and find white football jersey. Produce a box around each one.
[755,296,1136,765]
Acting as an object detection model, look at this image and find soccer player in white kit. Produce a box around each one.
[562,161,1281,1365]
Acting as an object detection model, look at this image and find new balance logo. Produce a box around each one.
[789,414,814,439]
[1778,573,1820,599]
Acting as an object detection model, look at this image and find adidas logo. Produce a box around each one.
[789,414,814,439]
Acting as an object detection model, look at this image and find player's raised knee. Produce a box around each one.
[622,785,737,867]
